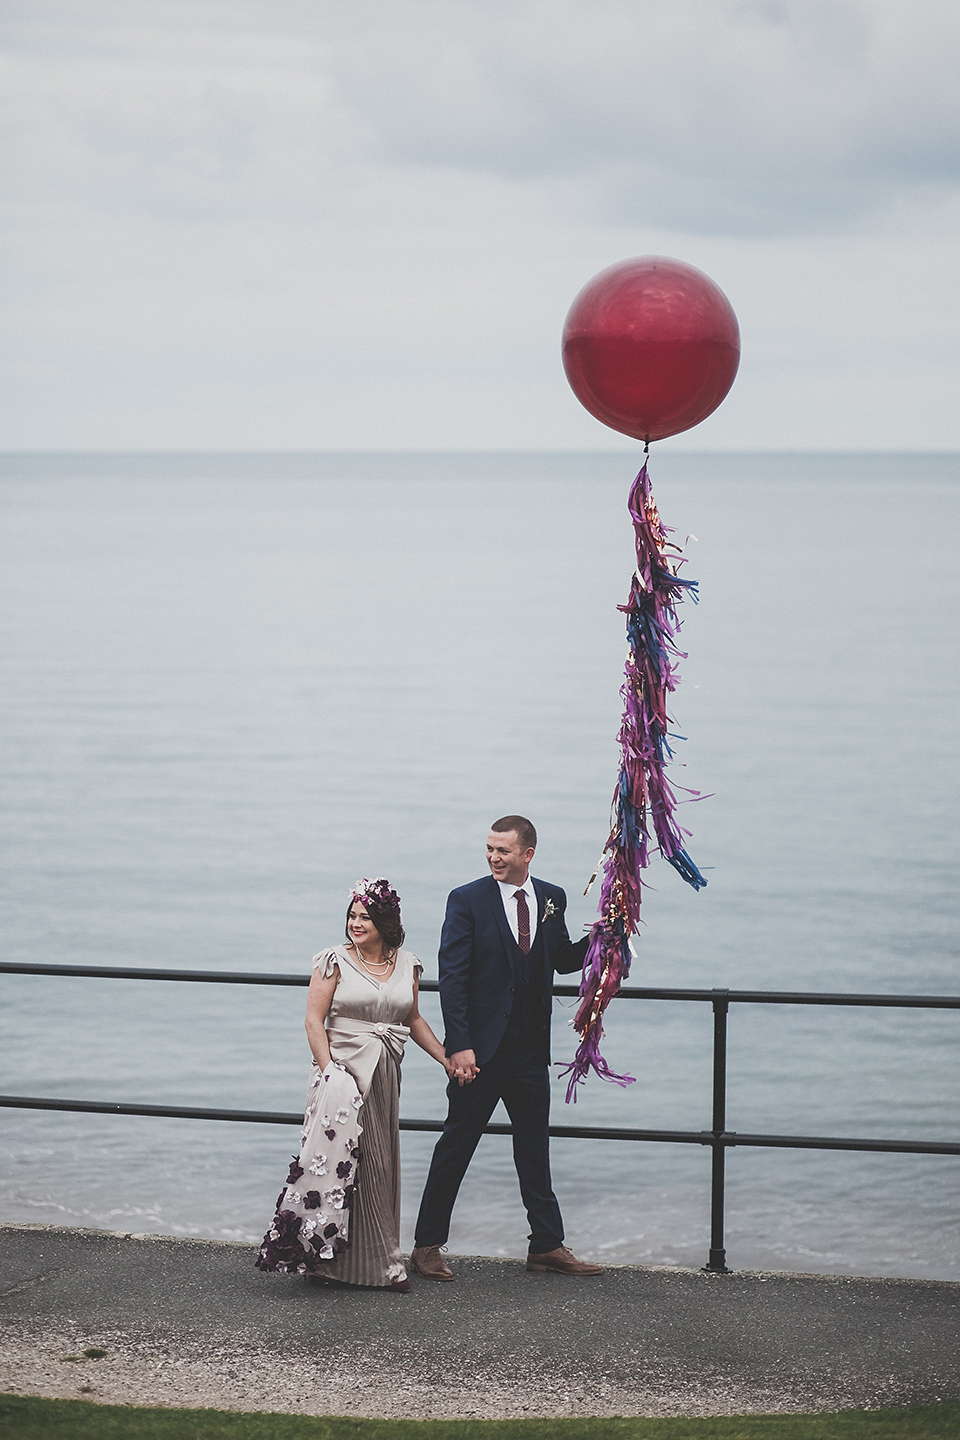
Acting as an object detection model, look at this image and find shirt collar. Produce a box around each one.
[497,876,533,899]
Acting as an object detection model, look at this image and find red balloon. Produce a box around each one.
[562,256,740,443]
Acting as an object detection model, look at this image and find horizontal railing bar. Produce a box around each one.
[1,1095,958,1156]
[0,1093,708,1140]
[723,1130,960,1156]
[556,985,960,1008]
[402,1119,708,1144]
[3,963,960,1010]
[0,962,312,987]
[0,1095,305,1125]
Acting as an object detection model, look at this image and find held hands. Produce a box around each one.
[445,1049,480,1086]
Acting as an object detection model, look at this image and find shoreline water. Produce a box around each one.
[2,452,958,1278]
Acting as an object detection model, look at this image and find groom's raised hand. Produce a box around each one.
[449,1048,479,1086]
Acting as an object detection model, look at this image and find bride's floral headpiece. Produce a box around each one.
[348,876,402,922]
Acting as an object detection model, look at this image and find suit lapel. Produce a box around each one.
[530,879,550,983]
[531,879,544,928]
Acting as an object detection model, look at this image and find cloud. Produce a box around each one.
[0,22,360,224]
[3,0,959,235]
[1,0,959,449]
[331,0,960,234]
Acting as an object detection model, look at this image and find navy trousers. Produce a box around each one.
[413,1034,564,1254]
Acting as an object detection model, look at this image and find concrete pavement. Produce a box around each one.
[1,1224,958,1419]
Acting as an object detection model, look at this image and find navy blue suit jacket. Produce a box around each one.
[438,874,589,1067]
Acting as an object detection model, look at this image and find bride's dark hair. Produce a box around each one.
[345,877,405,952]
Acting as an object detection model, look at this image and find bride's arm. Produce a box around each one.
[406,974,452,1072]
[304,964,339,1069]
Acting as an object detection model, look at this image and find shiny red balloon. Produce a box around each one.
[562,256,740,443]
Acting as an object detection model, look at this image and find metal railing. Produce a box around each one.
[3,960,959,1273]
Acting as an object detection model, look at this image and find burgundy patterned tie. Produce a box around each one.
[514,889,531,954]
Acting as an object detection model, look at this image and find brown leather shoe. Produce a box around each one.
[526,1245,601,1275]
[411,1245,455,1281]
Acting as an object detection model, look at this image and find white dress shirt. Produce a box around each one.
[497,876,538,948]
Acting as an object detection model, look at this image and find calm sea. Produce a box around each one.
[1,450,958,1279]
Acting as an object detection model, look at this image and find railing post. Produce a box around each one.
[704,989,731,1273]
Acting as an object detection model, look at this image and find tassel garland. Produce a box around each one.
[561,461,706,1102]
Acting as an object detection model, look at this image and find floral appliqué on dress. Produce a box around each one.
[256,1060,363,1275]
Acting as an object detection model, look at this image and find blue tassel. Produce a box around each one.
[665,846,708,891]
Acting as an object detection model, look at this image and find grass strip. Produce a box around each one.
[2,1396,959,1440]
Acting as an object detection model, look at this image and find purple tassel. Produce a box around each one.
[560,462,706,1103]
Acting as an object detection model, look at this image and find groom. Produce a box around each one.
[411,815,601,1279]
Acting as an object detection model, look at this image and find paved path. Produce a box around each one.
[1,1224,958,1419]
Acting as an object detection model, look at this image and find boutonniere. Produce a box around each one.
[541,898,558,921]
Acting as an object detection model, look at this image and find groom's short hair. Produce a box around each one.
[491,815,537,851]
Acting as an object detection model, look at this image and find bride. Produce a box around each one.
[256,877,450,1290]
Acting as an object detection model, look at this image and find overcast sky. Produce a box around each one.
[2,0,959,450]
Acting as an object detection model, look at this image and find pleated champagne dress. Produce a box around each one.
[257,944,421,1289]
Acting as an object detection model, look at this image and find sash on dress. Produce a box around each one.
[325,1015,410,1098]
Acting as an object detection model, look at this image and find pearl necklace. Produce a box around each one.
[352,942,395,976]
